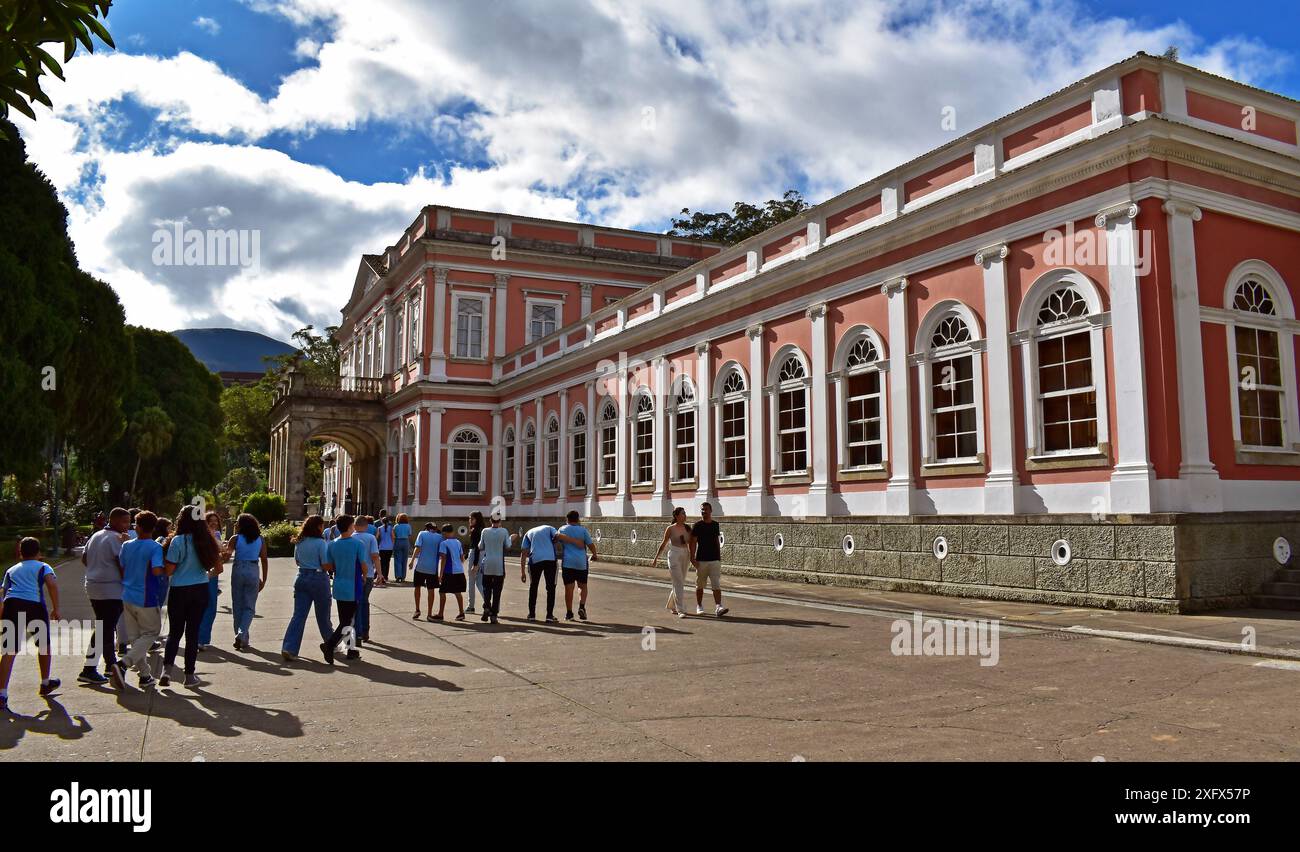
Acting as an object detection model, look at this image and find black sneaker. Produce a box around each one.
[138,673,156,689]
[345,649,360,660]
[432,614,444,621]
[158,671,172,687]
[578,604,587,621]
[183,673,200,688]
[545,614,559,623]
[565,611,575,621]
[39,678,61,696]
[466,607,476,614]
[108,661,127,689]
[454,613,465,622]
[320,641,335,665]
[490,615,499,624]
[526,612,536,621]
[78,669,109,685]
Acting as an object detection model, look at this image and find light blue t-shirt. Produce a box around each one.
[521,525,558,563]
[478,527,509,576]
[295,537,329,570]
[394,522,411,542]
[232,534,263,562]
[166,534,211,587]
[558,524,593,570]
[120,538,167,607]
[325,537,367,602]
[439,538,465,575]
[376,524,395,549]
[2,560,54,605]
[353,528,379,578]
[413,530,443,573]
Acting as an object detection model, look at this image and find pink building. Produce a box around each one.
[271,52,1300,611]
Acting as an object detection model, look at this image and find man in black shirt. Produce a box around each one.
[689,502,729,616]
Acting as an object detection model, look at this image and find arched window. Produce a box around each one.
[835,328,887,470]
[768,349,810,474]
[633,392,654,485]
[544,415,561,491]
[502,426,515,496]
[1016,271,1109,463]
[570,407,587,491]
[717,367,748,479]
[670,378,696,481]
[448,428,484,495]
[1225,262,1297,454]
[599,399,618,487]
[523,420,537,495]
[917,302,985,465]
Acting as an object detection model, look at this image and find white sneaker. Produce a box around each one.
[715,605,729,616]
[695,606,705,615]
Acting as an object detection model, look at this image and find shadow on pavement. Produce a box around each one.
[116,683,304,740]
[360,640,466,668]
[0,695,93,750]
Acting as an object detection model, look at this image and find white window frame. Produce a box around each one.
[832,326,889,471]
[451,291,488,360]
[502,426,515,496]
[1223,260,1299,455]
[407,292,422,364]
[598,399,618,488]
[766,347,811,475]
[403,420,418,498]
[670,377,697,483]
[914,301,986,467]
[569,406,587,491]
[544,414,561,491]
[393,302,404,375]
[632,390,655,485]
[446,426,486,495]
[522,419,537,495]
[525,297,563,344]
[1014,269,1110,460]
[715,364,748,481]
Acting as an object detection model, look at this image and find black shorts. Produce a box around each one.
[1,598,50,652]
[413,571,439,590]
[561,567,588,585]
[440,573,467,594]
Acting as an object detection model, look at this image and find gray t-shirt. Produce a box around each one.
[478,527,510,576]
[84,527,125,599]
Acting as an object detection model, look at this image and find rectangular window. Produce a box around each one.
[1236,326,1285,448]
[528,303,558,343]
[407,297,421,363]
[1038,331,1097,452]
[451,449,480,494]
[503,445,514,495]
[601,425,617,486]
[931,355,977,461]
[674,410,695,480]
[722,399,746,478]
[777,388,808,472]
[571,432,586,490]
[524,444,536,494]
[455,297,485,358]
[634,419,653,484]
[846,371,884,468]
[545,436,559,490]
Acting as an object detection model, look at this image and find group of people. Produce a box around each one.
[0,499,730,708]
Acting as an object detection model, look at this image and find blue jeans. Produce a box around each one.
[393,540,410,581]
[282,570,333,655]
[231,560,261,642]
[198,575,220,645]
[354,577,374,640]
[467,555,485,610]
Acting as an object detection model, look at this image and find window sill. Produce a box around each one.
[598,486,618,494]
[1024,446,1110,471]
[837,466,889,482]
[771,472,812,484]
[1235,443,1300,466]
[715,476,750,488]
[448,355,488,364]
[921,456,986,477]
[448,491,486,498]
[630,484,655,494]
[669,479,699,489]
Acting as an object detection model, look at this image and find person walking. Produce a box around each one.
[477,516,510,624]
[410,522,443,620]
[651,508,693,617]
[281,515,334,662]
[375,515,395,586]
[226,513,269,651]
[118,511,167,687]
[558,511,597,621]
[351,516,381,643]
[78,507,130,687]
[0,537,62,711]
[161,508,223,687]
[691,502,728,616]
[392,513,412,583]
[518,524,585,623]
[197,511,224,651]
[321,514,366,663]
[465,512,485,615]
[435,525,468,621]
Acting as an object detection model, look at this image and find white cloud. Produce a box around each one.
[193,16,221,36]
[15,0,1292,337]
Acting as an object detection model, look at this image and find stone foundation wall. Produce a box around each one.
[582,513,1300,613]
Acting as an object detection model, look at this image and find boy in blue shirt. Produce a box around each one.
[119,511,167,687]
[519,523,587,623]
[0,537,62,710]
[410,523,443,621]
[435,525,468,622]
[321,515,367,664]
[558,511,598,622]
[351,516,381,643]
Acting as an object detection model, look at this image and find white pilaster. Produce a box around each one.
[883,277,913,515]
[584,380,598,517]
[513,405,523,504]
[427,405,444,514]
[746,323,767,515]
[430,266,449,380]
[579,282,593,322]
[806,303,831,515]
[558,388,569,506]
[614,369,632,516]
[651,356,671,514]
[493,273,508,358]
[533,397,544,504]
[694,341,714,506]
[491,410,503,501]
[977,244,1018,514]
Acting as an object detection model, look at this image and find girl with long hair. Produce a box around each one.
[161,506,224,686]
[281,515,334,662]
[465,511,485,614]
[225,513,268,651]
[650,508,692,618]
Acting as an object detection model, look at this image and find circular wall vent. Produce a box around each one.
[719,532,726,549]
[842,534,855,556]
[932,536,949,560]
[630,529,638,544]
[1051,539,1072,566]
[774,533,785,552]
[1274,537,1292,565]
[594,528,602,543]
[457,525,468,536]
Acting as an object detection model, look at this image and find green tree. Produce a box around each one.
[128,405,173,498]
[219,374,275,464]
[1,1,114,137]
[668,190,811,245]
[267,325,340,382]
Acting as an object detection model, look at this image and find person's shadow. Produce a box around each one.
[0,695,93,750]
[116,684,304,739]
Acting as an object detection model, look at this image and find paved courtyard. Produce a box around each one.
[3,556,1298,761]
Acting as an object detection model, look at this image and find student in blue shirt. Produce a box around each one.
[477,516,511,624]
[392,513,413,582]
[410,523,443,621]
[519,523,586,623]
[0,537,62,710]
[161,508,223,688]
[119,511,167,687]
[375,515,395,586]
[435,525,468,621]
[321,514,367,664]
[558,511,598,622]
[224,513,269,652]
[281,515,334,661]
[351,516,381,643]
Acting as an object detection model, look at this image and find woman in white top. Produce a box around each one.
[651,507,692,617]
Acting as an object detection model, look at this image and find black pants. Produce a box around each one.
[527,561,557,618]
[379,550,392,581]
[482,574,504,615]
[164,583,210,675]
[326,600,358,650]
[84,598,124,670]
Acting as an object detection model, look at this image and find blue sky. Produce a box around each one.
[14,0,1297,339]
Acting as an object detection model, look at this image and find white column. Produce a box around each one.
[427,405,444,513]
[1098,203,1154,513]
[651,356,670,514]
[615,369,631,516]
[883,277,912,515]
[694,341,713,506]
[533,397,544,506]
[806,303,831,515]
[431,266,448,380]
[580,282,593,320]
[584,380,598,517]
[977,244,1018,514]
[745,323,767,515]
[513,405,523,505]
[1163,200,1221,511]
[558,389,569,506]
[494,273,508,358]
[491,410,503,501]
